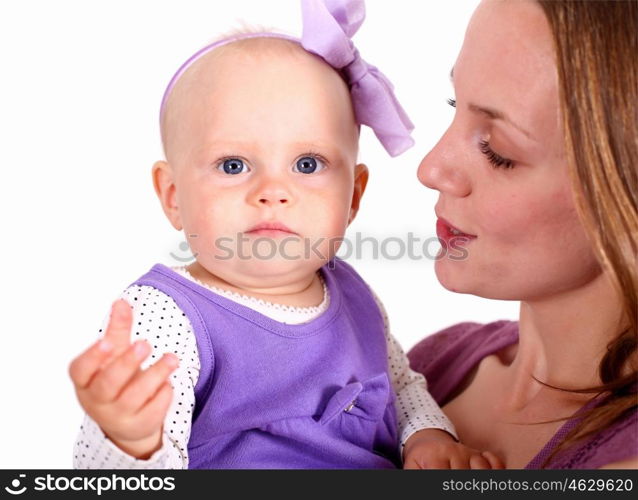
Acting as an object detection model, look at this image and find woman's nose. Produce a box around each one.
[417,128,472,198]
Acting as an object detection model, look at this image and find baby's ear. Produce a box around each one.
[152,161,183,230]
[348,163,369,225]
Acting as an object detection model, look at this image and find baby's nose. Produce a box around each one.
[258,194,289,205]
[252,181,292,206]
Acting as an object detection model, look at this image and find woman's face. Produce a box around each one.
[418,0,600,301]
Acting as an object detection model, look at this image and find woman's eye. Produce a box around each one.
[478,140,516,169]
[219,158,249,175]
[446,98,456,108]
[293,156,325,174]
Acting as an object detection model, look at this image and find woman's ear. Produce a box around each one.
[152,160,183,230]
[348,163,369,225]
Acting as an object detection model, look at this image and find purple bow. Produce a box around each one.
[301,0,415,157]
[318,373,391,424]
[160,0,414,157]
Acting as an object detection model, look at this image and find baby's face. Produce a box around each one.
[156,40,365,290]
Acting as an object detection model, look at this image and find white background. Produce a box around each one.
[0,0,518,468]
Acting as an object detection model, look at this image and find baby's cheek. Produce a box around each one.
[181,205,224,255]
[305,186,351,229]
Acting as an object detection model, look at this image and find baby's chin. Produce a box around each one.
[198,255,329,293]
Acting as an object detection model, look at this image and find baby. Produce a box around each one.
[70,0,500,469]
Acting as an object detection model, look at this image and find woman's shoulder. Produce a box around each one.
[554,406,638,469]
[408,320,518,374]
[407,320,519,405]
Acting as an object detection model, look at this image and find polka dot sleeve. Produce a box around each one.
[369,289,458,448]
[72,285,200,469]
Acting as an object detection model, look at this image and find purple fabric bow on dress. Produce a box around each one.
[160,0,414,157]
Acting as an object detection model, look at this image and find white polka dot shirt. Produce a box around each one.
[73,268,456,468]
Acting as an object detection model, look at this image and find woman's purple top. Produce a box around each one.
[408,320,637,469]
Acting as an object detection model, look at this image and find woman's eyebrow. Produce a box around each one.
[450,66,536,141]
[468,104,536,141]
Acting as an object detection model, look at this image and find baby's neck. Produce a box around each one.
[184,261,325,308]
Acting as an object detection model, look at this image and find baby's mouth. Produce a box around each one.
[245,222,298,237]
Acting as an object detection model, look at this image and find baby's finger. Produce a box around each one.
[135,382,174,424]
[469,454,491,470]
[103,299,134,351]
[69,338,115,389]
[403,457,422,470]
[419,457,451,470]
[450,454,472,469]
[482,451,505,469]
[117,354,179,413]
[87,341,150,402]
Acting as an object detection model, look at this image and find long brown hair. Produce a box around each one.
[536,0,638,465]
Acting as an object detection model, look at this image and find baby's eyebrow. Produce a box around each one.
[288,141,337,151]
[203,140,254,150]
[203,141,339,154]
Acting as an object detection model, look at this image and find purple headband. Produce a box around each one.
[160,0,414,157]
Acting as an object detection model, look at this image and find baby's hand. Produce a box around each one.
[69,299,179,459]
[403,429,504,469]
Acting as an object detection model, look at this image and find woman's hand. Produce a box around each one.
[403,428,504,469]
[69,299,179,459]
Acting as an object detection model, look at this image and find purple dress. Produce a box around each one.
[131,259,399,469]
[408,320,638,469]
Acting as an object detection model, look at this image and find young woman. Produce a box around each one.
[407,0,637,469]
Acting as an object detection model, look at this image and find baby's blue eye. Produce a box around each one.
[294,156,324,174]
[219,158,248,175]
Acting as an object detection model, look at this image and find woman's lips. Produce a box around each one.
[245,222,297,237]
[436,218,477,247]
